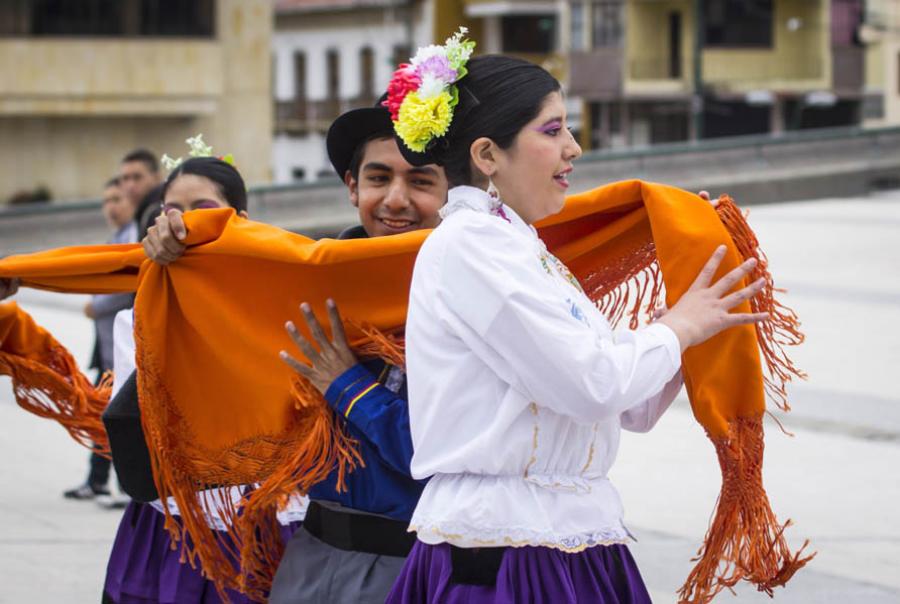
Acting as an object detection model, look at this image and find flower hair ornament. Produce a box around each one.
[160,134,235,172]
[384,27,476,153]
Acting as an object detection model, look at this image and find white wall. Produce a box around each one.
[272,132,330,183]
[271,5,435,183]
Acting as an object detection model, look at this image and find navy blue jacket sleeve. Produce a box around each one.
[324,364,415,476]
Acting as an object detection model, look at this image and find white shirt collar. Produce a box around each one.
[442,185,535,239]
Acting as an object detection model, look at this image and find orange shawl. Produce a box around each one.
[0,180,811,602]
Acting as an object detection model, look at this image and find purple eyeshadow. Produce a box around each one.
[536,120,562,134]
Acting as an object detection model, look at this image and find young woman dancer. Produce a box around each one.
[385,50,769,603]
[103,156,303,604]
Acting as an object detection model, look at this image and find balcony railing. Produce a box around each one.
[275,95,378,135]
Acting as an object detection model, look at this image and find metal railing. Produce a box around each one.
[275,96,378,134]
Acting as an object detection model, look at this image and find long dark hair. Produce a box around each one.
[399,55,561,187]
[161,157,248,213]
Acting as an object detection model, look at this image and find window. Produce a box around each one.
[293,52,307,102]
[392,44,412,67]
[139,0,214,37]
[703,0,773,48]
[326,49,340,100]
[29,0,124,35]
[1,0,215,37]
[360,47,375,99]
[591,0,623,48]
[570,2,584,52]
[501,15,557,54]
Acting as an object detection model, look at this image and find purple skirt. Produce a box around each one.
[386,540,652,604]
[104,501,300,604]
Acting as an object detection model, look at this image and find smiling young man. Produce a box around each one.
[268,103,447,604]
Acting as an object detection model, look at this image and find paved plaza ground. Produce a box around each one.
[2,190,899,602]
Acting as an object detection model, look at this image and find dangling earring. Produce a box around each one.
[487,176,500,202]
[486,176,511,223]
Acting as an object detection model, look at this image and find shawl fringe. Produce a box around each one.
[135,318,402,601]
[0,316,111,455]
[573,195,813,603]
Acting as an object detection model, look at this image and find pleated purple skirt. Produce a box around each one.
[386,540,652,604]
[103,501,300,604]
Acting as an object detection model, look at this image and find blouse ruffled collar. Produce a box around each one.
[441,185,535,238]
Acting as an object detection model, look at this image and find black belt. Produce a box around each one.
[449,545,508,586]
[303,501,416,558]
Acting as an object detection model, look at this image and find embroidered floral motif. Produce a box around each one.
[567,298,589,325]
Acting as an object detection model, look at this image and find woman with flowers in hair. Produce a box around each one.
[382,32,771,603]
[101,143,305,604]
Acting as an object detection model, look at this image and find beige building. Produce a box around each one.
[862,0,900,126]
[0,0,272,204]
[568,0,867,150]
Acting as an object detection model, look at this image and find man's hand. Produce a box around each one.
[143,211,187,266]
[280,300,358,395]
[0,278,19,301]
[83,302,96,319]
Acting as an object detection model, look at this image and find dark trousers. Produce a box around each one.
[87,366,112,488]
[87,449,111,488]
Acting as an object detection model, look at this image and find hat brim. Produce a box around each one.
[326,105,394,179]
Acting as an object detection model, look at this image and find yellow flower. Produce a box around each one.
[395,91,454,153]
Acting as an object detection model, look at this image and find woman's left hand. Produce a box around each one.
[280,299,358,394]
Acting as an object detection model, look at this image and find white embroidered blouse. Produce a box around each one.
[404,186,684,551]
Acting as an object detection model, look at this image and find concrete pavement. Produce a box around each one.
[1,190,899,602]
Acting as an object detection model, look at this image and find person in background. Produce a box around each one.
[119,148,163,240]
[63,177,137,504]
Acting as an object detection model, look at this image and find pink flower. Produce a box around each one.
[383,64,421,121]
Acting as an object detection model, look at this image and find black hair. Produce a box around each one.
[402,55,561,187]
[161,157,248,213]
[104,176,120,188]
[348,133,394,181]
[121,148,159,174]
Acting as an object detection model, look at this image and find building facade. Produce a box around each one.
[271,0,568,183]
[272,0,427,184]
[567,0,869,151]
[0,0,272,204]
[861,0,900,127]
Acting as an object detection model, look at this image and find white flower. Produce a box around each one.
[160,154,183,172]
[186,134,213,158]
[418,74,447,99]
[411,45,446,67]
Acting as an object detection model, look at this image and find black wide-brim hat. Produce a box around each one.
[326,91,449,176]
[326,94,396,179]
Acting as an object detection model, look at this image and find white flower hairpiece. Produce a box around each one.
[160,134,234,172]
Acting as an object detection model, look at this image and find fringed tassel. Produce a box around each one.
[678,418,815,603]
[715,196,806,410]
[350,321,406,367]
[136,355,250,602]
[134,321,407,601]
[580,240,665,330]
[236,376,364,598]
[0,348,111,455]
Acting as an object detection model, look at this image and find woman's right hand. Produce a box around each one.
[658,245,769,352]
[142,211,187,266]
[0,278,20,301]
